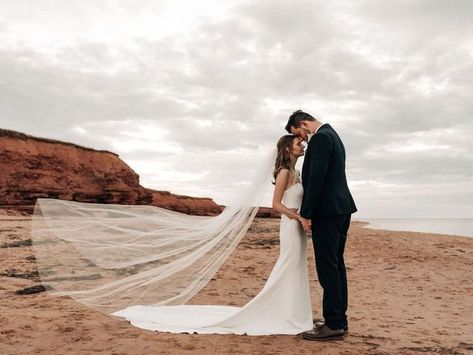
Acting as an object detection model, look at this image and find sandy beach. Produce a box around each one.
[1,216,472,355]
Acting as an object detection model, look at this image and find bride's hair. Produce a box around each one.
[272,135,295,184]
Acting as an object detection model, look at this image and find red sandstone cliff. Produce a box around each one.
[0,129,223,215]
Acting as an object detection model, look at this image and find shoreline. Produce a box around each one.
[357,218,473,239]
[1,217,472,354]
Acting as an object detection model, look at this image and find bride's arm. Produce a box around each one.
[272,169,302,221]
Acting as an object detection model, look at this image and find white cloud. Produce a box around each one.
[0,0,472,217]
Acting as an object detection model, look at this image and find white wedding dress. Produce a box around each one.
[111,177,313,335]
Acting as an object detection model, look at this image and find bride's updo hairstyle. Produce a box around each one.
[272,135,295,184]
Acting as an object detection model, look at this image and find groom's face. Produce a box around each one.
[290,123,310,141]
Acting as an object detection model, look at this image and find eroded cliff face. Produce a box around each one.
[0,129,223,215]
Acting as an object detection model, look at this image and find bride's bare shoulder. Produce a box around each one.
[275,168,290,179]
[274,169,292,189]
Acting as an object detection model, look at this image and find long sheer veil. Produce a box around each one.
[31,148,277,315]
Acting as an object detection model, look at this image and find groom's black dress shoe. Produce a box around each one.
[313,319,348,333]
[302,324,345,341]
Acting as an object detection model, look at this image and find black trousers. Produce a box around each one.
[311,213,351,330]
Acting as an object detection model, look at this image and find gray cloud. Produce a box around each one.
[0,0,472,217]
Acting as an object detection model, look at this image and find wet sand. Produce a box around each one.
[1,216,472,354]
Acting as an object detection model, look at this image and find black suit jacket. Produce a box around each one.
[300,124,357,219]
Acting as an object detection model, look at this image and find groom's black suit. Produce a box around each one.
[300,123,357,331]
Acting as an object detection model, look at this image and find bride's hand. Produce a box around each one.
[299,217,312,234]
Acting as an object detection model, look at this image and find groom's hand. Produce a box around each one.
[300,217,312,234]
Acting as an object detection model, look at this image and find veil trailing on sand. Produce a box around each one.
[31,149,277,315]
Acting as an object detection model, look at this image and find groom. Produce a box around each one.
[286,110,357,341]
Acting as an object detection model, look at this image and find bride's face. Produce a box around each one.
[291,137,305,157]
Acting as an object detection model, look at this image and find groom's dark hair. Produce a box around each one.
[285,110,316,133]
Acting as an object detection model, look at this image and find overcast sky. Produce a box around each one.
[1,0,472,218]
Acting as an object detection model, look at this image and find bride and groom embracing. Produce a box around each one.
[111,110,357,341]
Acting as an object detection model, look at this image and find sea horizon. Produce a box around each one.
[355,218,473,238]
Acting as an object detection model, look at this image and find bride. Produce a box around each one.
[31,135,314,336]
[110,135,312,335]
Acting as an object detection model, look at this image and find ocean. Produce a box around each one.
[356,218,473,238]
